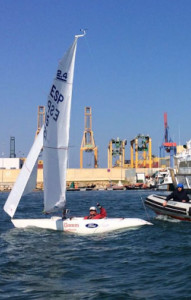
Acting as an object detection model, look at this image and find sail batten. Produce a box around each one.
[43,37,79,213]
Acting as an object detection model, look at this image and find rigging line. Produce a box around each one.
[139,193,152,222]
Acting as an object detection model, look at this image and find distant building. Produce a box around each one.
[0,158,22,169]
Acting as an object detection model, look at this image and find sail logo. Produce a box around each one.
[64,223,79,228]
[86,223,98,228]
[56,70,67,82]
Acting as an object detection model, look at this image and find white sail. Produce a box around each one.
[4,127,43,218]
[43,36,79,213]
[23,159,38,196]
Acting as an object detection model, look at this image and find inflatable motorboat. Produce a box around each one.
[145,194,191,221]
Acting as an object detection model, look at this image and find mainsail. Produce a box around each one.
[4,127,43,218]
[43,33,84,213]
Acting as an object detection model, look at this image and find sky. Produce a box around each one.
[1,0,191,168]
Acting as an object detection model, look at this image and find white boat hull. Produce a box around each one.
[145,194,191,221]
[11,217,152,234]
[156,184,169,190]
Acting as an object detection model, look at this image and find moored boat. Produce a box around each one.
[174,140,191,192]
[153,169,173,191]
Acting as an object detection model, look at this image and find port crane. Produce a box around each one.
[36,106,45,137]
[108,138,127,168]
[130,134,152,168]
[159,112,176,168]
[80,107,98,168]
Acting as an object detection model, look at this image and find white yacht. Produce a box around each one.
[175,140,191,190]
[154,169,173,190]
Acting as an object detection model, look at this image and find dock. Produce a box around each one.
[0,167,160,191]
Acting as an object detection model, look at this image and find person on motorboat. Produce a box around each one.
[163,183,190,206]
[84,203,107,219]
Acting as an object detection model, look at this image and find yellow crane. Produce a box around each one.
[36,106,45,137]
[108,138,127,168]
[80,107,98,168]
[130,134,152,168]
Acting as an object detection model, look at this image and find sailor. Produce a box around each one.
[62,209,67,219]
[84,203,107,219]
[163,183,190,206]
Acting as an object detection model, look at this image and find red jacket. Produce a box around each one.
[84,207,107,219]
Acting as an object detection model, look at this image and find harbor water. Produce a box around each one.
[1,190,191,299]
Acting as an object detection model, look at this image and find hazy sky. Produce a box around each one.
[1,0,191,167]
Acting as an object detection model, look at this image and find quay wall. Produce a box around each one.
[0,167,160,190]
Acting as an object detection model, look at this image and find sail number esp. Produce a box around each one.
[44,83,65,139]
[49,84,64,104]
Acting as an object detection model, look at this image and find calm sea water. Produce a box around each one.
[1,190,191,300]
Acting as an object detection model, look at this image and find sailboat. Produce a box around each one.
[3,31,152,234]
